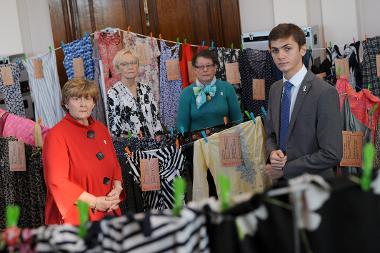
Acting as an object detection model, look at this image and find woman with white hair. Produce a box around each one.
[107,49,162,137]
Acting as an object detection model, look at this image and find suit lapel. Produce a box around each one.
[288,71,313,137]
[273,83,283,139]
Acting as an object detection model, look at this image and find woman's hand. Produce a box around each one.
[94,196,121,212]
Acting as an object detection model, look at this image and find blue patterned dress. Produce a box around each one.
[159,41,182,129]
[62,34,94,80]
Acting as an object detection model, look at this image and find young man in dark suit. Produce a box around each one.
[265,23,343,181]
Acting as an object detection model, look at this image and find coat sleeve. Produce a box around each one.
[43,130,84,219]
[265,86,279,160]
[176,87,192,132]
[284,87,343,178]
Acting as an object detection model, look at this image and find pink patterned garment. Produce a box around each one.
[2,113,50,146]
[336,77,380,142]
[95,31,123,92]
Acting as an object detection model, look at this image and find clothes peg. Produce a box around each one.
[15,58,20,65]
[211,40,215,49]
[260,106,267,119]
[202,40,205,48]
[231,43,234,49]
[49,45,52,53]
[337,65,341,78]
[368,83,372,91]
[150,32,153,38]
[176,37,180,45]
[84,32,89,37]
[218,174,231,211]
[159,34,162,40]
[172,177,186,216]
[4,205,21,247]
[241,42,244,50]
[329,41,332,49]
[244,110,251,120]
[127,25,131,32]
[184,38,187,44]
[223,116,228,125]
[200,131,208,143]
[179,126,185,135]
[23,54,27,61]
[175,137,180,149]
[127,130,132,140]
[61,41,65,47]
[170,127,174,138]
[369,103,378,116]
[76,201,89,238]
[249,112,256,124]
[139,130,143,139]
[361,143,375,191]
[124,146,132,157]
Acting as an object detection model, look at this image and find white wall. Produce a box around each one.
[321,0,359,46]
[16,0,54,56]
[239,0,380,46]
[239,0,274,33]
[0,0,54,57]
[273,0,308,27]
[0,0,24,56]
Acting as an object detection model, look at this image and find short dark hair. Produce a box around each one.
[268,23,306,49]
[192,49,218,67]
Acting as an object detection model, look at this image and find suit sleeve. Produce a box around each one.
[284,87,343,178]
[43,131,84,219]
[265,86,279,159]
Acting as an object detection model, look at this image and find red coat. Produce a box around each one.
[43,114,123,225]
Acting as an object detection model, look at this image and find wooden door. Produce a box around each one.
[48,0,241,84]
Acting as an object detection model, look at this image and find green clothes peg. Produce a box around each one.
[172,177,186,216]
[6,205,20,228]
[337,65,341,78]
[368,83,372,91]
[218,174,231,211]
[128,131,132,140]
[184,38,187,44]
[176,37,180,45]
[231,43,234,49]
[244,110,251,120]
[361,143,375,191]
[76,201,89,238]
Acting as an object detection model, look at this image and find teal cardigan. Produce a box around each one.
[176,79,243,132]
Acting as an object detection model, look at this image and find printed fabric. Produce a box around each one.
[62,34,95,80]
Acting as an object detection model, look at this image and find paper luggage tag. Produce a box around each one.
[252,79,265,100]
[166,59,181,81]
[225,62,240,84]
[33,58,44,79]
[140,158,160,191]
[0,66,14,86]
[137,43,152,65]
[219,132,242,167]
[73,57,85,78]
[187,61,196,83]
[335,58,350,79]
[340,131,363,167]
[9,140,26,172]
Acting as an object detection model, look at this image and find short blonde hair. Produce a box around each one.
[112,48,139,74]
[61,78,99,112]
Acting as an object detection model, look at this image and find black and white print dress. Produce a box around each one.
[107,81,163,137]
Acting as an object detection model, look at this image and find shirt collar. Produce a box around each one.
[283,65,307,88]
[195,77,216,88]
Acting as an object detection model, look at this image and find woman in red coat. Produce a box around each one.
[43,78,123,225]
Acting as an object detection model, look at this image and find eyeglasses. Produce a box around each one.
[194,64,215,70]
[119,61,138,68]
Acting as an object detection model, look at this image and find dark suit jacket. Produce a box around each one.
[265,71,343,179]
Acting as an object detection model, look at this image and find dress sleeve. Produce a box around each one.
[43,130,84,219]
[107,88,122,137]
[147,85,163,135]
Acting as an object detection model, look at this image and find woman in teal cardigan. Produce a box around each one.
[176,50,242,132]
